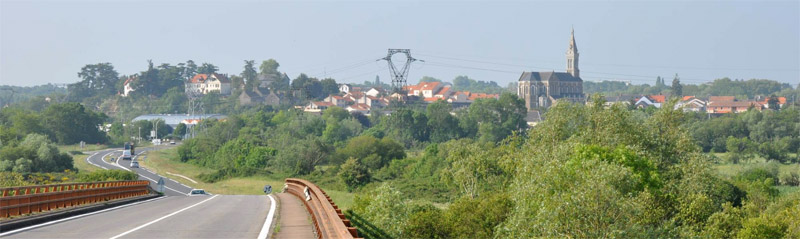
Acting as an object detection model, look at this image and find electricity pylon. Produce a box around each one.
[379,49,423,93]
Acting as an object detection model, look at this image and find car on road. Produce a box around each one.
[130,161,139,168]
[188,189,210,196]
[170,140,176,145]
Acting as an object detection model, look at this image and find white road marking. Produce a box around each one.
[166,172,198,184]
[109,195,219,239]
[136,173,184,194]
[86,152,107,169]
[257,195,277,239]
[0,196,165,237]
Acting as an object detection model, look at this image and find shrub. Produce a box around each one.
[78,170,137,182]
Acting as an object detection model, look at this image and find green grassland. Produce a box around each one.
[139,147,355,209]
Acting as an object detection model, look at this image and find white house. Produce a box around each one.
[122,76,137,97]
[186,73,232,95]
[338,84,352,94]
[365,88,382,97]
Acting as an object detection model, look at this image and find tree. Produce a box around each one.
[320,78,339,97]
[259,59,280,75]
[419,76,442,83]
[197,63,219,74]
[174,123,187,138]
[184,60,198,79]
[68,63,119,101]
[339,157,371,191]
[42,103,107,144]
[242,60,258,91]
[767,95,780,110]
[426,100,461,143]
[672,73,683,97]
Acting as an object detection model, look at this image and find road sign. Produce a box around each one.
[263,185,272,194]
[157,177,165,193]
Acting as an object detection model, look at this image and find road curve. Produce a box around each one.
[3,195,273,239]
[87,147,193,196]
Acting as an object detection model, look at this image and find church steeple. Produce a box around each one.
[566,27,580,78]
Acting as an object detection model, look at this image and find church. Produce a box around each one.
[517,29,585,110]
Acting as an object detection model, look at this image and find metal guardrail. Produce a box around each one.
[0,180,150,218]
[284,178,360,239]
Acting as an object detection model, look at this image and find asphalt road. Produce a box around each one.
[86,146,194,196]
[2,195,274,239]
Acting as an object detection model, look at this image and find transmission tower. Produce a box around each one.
[379,49,423,93]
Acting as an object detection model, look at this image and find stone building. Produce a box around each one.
[518,28,585,110]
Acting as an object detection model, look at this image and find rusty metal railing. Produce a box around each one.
[284,178,360,239]
[0,180,151,218]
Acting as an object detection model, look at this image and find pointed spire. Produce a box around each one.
[569,26,577,51]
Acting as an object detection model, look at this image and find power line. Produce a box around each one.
[416,50,800,72]
[418,53,717,84]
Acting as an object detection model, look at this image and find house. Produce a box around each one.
[707,100,762,114]
[676,96,706,112]
[404,82,443,98]
[339,84,352,94]
[346,103,371,115]
[365,88,383,97]
[239,88,283,106]
[304,101,335,113]
[238,90,262,106]
[709,96,736,103]
[525,110,543,127]
[186,73,232,95]
[602,95,635,107]
[634,95,666,108]
[324,95,349,107]
[434,86,451,99]
[122,76,137,97]
[758,96,787,109]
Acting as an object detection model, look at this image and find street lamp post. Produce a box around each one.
[138,127,141,143]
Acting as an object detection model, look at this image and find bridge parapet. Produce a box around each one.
[284,178,360,239]
[0,180,151,218]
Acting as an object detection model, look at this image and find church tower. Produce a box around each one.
[566,28,580,78]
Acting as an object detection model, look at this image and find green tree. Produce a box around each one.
[197,63,219,74]
[767,95,779,110]
[174,123,187,138]
[68,63,119,101]
[426,100,461,143]
[42,103,107,144]
[242,60,258,91]
[259,59,280,75]
[672,73,683,97]
[339,157,371,191]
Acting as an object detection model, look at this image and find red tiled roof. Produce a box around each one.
[420,82,441,91]
[759,97,787,105]
[468,93,499,100]
[123,76,137,85]
[709,96,735,102]
[313,101,334,107]
[189,73,230,84]
[649,95,666,103]
[435,86,451,96]
[349,103,370,111]
[708,101,762,108]
[682,96,695,101]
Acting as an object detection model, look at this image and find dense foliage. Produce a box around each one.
[346,99,800,239]
[585,77,797,100]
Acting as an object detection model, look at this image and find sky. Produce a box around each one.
[1,0,799,87]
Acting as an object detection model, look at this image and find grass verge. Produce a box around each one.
[139,148,354,208]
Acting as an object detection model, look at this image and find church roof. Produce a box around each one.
[518,71,582,82]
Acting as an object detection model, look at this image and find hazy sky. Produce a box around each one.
[1,0,798,87]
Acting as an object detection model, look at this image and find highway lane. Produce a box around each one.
[87,147,193,196]
[3,195,274,239]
